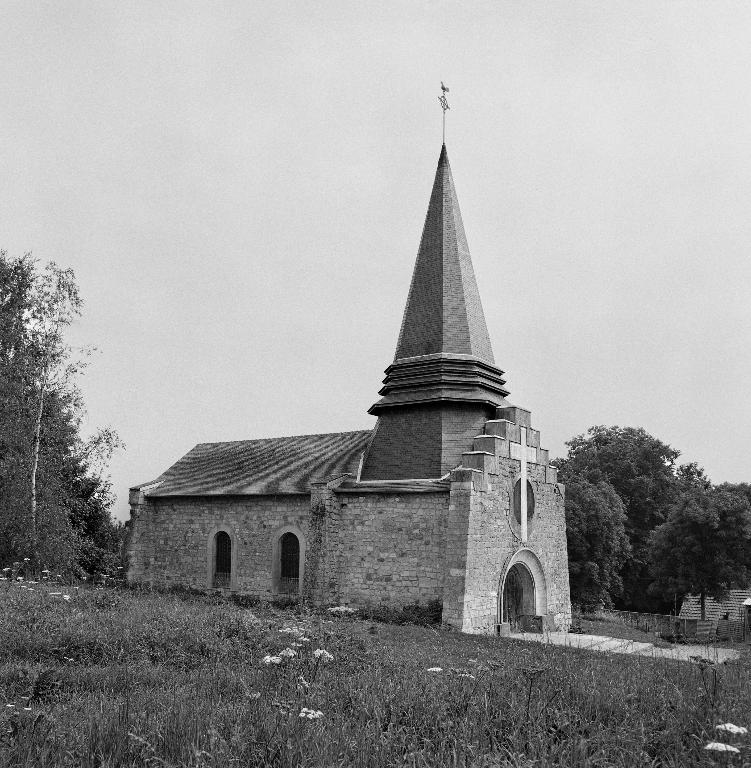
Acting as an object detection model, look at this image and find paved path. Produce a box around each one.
[516,631,740,663]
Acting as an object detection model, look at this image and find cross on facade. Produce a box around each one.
[520,427,528,543]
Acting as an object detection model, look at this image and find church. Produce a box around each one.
[126,140,572,634]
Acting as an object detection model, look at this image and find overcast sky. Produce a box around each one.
[2,1,750,521]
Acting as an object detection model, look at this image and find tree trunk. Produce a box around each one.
[29,368,47,567]
[700,591,706,621]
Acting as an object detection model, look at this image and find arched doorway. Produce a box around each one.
[499,549,548,632]
[501,562,536,630]
[279,532,300,595]
[213,531,231,588]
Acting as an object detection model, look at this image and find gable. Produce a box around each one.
[135,430,373,497]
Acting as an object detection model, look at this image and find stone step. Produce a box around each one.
[484,419,521,442]
[496,406,532,427]
[461,451,495,476]
[473,434,510,457]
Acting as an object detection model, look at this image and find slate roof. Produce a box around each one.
[393,144,495,364]
[135,430,373,497]
[679,590,751,623]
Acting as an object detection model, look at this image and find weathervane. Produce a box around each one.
[438,81,450,144]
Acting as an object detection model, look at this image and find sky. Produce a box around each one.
[1,1,750,521]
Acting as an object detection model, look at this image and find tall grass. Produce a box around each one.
[1,582,750,766]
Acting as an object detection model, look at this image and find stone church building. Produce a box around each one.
[126,144,571,634]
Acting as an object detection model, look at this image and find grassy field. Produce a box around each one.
[2,582,751,767]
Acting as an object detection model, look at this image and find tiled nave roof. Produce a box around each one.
[134,430,373,497]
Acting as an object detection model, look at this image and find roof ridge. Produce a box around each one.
[192,429,373,448]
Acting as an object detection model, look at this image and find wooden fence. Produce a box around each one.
[606,610,745,643]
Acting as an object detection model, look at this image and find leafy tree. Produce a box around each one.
[648,488,751,619]
[717,482,751,508]
[564,475,631,611]
[676,462,712,491]
[26,261,82,563]
[0,250,122,574]
[556,425,681,611]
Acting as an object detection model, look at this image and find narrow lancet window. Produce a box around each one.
[213,531,231,588]
[279,532,300,594]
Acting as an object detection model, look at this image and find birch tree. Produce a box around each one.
[25,263,82,565]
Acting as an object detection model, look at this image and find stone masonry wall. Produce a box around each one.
[306,484,450,607]
[125,492,309,595]
[127,485,450,609]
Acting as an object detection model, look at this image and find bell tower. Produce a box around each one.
[360,144,511,480]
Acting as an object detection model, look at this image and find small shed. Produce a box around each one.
[679,590,751,641]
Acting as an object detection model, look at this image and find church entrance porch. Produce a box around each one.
[502,563,535,631]
[498,549,549,634]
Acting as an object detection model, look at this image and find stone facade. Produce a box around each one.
[126,406,571,633]
[126,491,311,595]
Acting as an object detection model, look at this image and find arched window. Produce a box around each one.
[512,479,535,525]
[279,532,300,594]
[213,531,231,588]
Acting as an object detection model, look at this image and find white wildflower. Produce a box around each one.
[313,649,334,662]
[262,655,283,665]
[279,648,296,658]
[427,667,443,673]
[299,707,324,720]
[705,742,740,754]
[716,723,748,735]
[62,595,71,601]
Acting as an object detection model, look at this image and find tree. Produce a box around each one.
[717,482,751,508]
[648,488,751,620]
[556,425,681,611]
[0,250,122,574]
[676,462,712,491]
[26,263,82,564]
[564,475,631,611]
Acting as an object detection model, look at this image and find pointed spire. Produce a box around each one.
[360,143,510,480]
[394,144,495,364]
